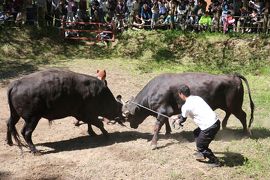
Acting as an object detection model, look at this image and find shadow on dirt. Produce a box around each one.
[195,151,246,167]
[169,127,270,143]
[0,59,37,83]
[37,127,270,154]
[216,127,270,141]
[0,171,12,179]
[216,151,246,167]
[37,131,153,154]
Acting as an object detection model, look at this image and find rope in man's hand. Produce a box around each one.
[170,115,184,130]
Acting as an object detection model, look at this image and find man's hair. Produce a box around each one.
[178,84,191,97]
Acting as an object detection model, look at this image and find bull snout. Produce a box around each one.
[130,123,139,129]
[122,110,138,128]
[122,110,130,120]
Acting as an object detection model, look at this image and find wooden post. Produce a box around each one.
[263,0,269,33]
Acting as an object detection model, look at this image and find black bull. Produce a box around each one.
[6,69,123,153]
[122,72,255,148]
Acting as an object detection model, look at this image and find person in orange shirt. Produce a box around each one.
[74,69,107,127]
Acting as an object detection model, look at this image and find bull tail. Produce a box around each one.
[6,86,23,149]
[236,74,255,128]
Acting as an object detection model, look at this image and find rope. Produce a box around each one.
[129,101,183,130]
[129,101,170,119]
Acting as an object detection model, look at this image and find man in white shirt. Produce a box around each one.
[170,84,221,167]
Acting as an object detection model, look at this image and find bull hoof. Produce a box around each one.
[88,131,97,137]
[243,129,252,137]
[6,139,13,146]
[248,129,253,136]
[31,148,42,156]
[88,133,97,137]
[33,151,42,156]
[222,126,229,130]
[165,131,171,135]
[150,144,158,150]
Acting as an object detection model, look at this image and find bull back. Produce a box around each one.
[127,72,254,131]
[6,69,122,152]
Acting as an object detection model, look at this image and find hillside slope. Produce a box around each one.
[1,27,270,78]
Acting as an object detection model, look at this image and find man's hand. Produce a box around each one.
[170,115,184,129]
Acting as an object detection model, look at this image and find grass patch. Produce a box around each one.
[239,139,270,179]
[115,30,270,75]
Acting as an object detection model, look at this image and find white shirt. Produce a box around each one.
[181,95,218,130]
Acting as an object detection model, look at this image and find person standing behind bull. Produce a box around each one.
[74,69,107,127]
[170,84,221,167]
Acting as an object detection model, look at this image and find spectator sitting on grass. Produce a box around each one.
[158,0,167,16]
[132,14,144,29]
[140,3,151,28]
[151,0,159,29]
[198,11,212,31]
[163,10,176,26]
[129,0,140,26]
[223,10,235,33]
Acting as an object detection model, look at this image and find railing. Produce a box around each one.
[61,20,115,42]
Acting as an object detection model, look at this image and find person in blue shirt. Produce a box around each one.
[140,3,151,26]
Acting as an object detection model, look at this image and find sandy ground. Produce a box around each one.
[0,60,255,180]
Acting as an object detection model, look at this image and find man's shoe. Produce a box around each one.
[207,158,222,167]
[193,152,205,161]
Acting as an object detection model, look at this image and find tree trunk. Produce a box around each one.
[242,0,248,8]
[263,1,269,33]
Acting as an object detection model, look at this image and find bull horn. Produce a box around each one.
[116,95,126,105]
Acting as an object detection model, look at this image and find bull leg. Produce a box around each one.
[6,115,20,146]
[233,109,248,134]
[151,120,164,150]
[159,106,173,135]
[221,112,231,130]
[87,124,98,137]
[23,118,40,154]
[90,119,109,137]
[164,119,172,135]
[21,123,27,140]
[75,117,97,136]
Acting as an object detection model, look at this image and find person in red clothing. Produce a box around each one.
[225,11,236,32]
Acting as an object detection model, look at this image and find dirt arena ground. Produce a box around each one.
[0,59,258,180]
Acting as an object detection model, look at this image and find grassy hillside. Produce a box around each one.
[115,30,270,75]
[1,27,270,81]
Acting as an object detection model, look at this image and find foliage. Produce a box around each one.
[1,27,270,77]
[115,30,270,75]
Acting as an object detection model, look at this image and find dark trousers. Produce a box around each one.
[193,120,220,159]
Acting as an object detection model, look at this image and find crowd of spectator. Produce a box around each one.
[0,0,269,34]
